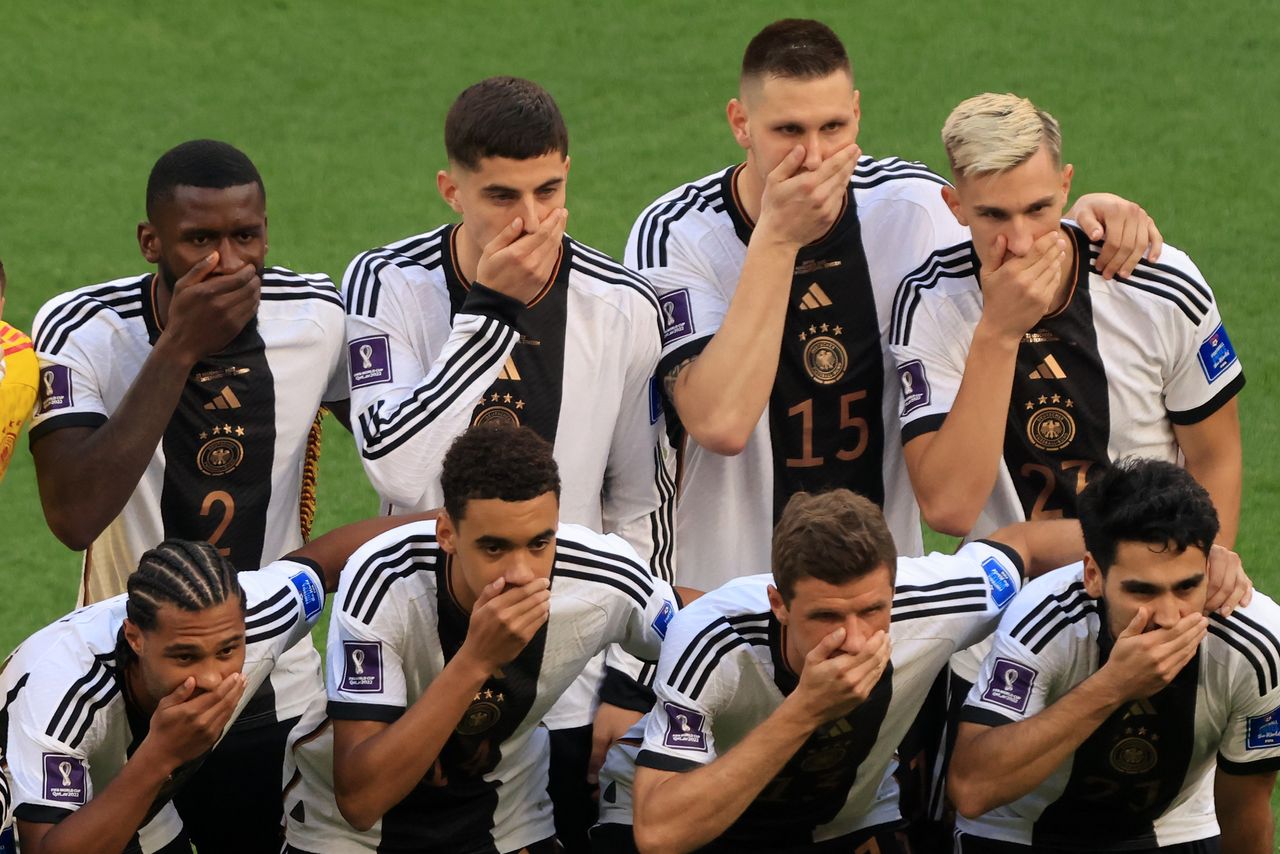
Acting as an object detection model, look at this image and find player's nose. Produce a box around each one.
[505,557,536,587]
[1005,222,1035,257]
[214,237,247,273]
[802,134,823,171]
[840,617,866,654]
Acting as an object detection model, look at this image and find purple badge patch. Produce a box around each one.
[38,365,74,414]
[349,335,393,389]
[659,290,695,345]
[42,753,87,805]
[662,701,708,752]
[1197,323,1237,383]
[981,658,1037,714]
[898,359,931,416]
[341,641,384,693]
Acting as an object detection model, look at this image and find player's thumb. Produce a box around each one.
[160,676,197,708]
[1118,607,1149,640]
[770,145,806,181]
[983,235,1008,273]
[178,253,218,288]
[809,626,846,662]
[1075,209,1104,242]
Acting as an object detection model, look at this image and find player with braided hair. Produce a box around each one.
[0,513,429,854]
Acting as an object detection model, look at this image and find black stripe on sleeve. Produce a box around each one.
[974,538,1027,581]
[636,749,702,773]
[13,804,75,824]
[28,412,109,443]
[1216,752,1280,776]
[327,701,405,723]
[959,705,1019,728]
[901,412,946,444]
[1166,372,1245,426]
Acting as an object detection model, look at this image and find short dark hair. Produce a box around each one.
[1078,459,1219,574]
[145,139,265,219]
[440,424,561,521]
[126,539,245,633]
[771,489,897,602]
[742,19,851,83]
[444,77,569,170]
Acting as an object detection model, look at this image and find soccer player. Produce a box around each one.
[626,19,1158,590]
[890,92,1241,542]
[26,139,348,852]
[950,459,1276,853]
[0,260,38,483]
[283,424,680,854]
[0,512,421,854]
[591,490,1250,853]
[341,77,674,845]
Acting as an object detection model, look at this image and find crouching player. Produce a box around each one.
[592,485,1249,852]
[0,512,424,854]
[284,423,679,854]
[950,459,1277,853]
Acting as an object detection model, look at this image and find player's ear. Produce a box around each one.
[138,221,161,264]
[437,169,463,215]
[851,88,861,124]
[726,98,751,150]
[123,618,145,657]
[766,584,789,624]
[1083,552,1104,598]
[941,185,968,226]
[1060,163,1074,200]
[436,509,458,554]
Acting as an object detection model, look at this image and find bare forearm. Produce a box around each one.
[909,322,1020,535]
[673,231,798,453]
[31,743,175,854]
[1220,810,1272,854]
[334,655,489,829]
[987,519,1084,578]
[1184,452,1240,548]
[634,698,814,853]
[35,339,193,549]
[951,675,1121,817]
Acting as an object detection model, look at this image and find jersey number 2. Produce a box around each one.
[200,490,236,557]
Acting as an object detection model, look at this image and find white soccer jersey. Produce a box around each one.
[890,224,1244,539]
[959,566,1280,850]
[595,541,1024,848]
[342,226,675,576]
[626,157,970,588]
[284,519,678,854]
[30,267,348,604]
[0,559,324,854]
[29,267,344,727]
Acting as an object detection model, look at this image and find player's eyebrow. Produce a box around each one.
[162,633,244,655]
[1173,573,1205,591]
[1118,579,1163,594]
[526,528,556,544]
[475,535,514,549]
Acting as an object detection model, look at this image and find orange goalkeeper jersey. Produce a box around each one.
[0,321,38,482]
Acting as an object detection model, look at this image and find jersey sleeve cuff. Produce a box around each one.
[1166,372,1245,425]
[656,336,712,386]
[327,700,405,723]
[973,539,1027,581]
[28,411,108,443]
[461,283,525,327]
[13,803,75,824]
[1216,752,1280,776]
[599,666,657,713]
[901,412,946,444]
[636,749,703,773]
[959,704,1019,728]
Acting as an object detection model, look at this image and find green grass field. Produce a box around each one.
[1,0,1277,839]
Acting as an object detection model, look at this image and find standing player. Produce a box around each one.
[26,139,348,852]
[890,92,1242,542]
[626,19,1158,589]
[0,260,38,483]
[950,460,1276,853]
[0,512,422,854]
[283,424,679,854]
[341,77,674,845]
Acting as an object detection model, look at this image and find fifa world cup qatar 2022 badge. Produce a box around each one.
[43,753,87,804]
[798,322,848,385]
[662,701,708,752]
[38,365,74,414]
[897,359,930,416]
[341,640,384,693]
[981,658,1037,714]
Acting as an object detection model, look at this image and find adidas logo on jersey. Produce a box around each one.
[498,357,521,381]
[204,386,242,410]
[798,283,833,311]
[1028,355,1067,380]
